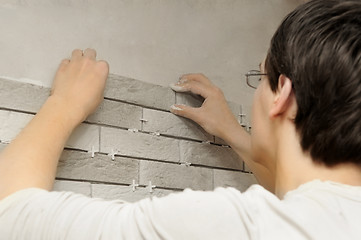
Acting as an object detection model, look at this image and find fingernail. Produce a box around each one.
[169,83,188,92]
[170,104,183,111]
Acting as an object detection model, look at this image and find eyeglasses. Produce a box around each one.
[245,70,267,89]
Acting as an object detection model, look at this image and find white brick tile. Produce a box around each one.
[105,74,175,111]
[57,150,138,184]
[142,108,213,141]
[139,161,213,191]
[91,184,177,202]
[214,169,257,192]
[0,110,33,142]
[175,92,203,108]
[66,124,99,152]
[87,99,142,129]
[180,141,243,170]
[0,110,99,152]
[100,127,180,162]
[53,180,91,197]
[0,78,49,113]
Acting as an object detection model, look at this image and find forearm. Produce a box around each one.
[0,96,79,199]
[221,123,275,192]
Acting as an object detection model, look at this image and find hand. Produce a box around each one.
[50,48,109,125]
[170,73,240,141]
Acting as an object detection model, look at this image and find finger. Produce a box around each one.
[173,80,212,99]
[170,104,201,122]
[180,73,212,86]
[83,48,97,60]
[71,49,83,60]
[58,59,70,71]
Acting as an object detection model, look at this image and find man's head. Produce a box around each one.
[254,0,361,167]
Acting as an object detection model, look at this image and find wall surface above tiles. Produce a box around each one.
[0,0,302,107]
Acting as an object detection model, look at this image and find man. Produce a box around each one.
[0,0,360,239]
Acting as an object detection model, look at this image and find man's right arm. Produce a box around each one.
[169,73,275,192]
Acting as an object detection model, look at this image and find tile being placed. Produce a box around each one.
[57,150,139,184]
[91,184,178,202]
[140,161,213,191]
[0,78,50,112]
[142,108,213,141]
[180,140,243,170]
[53,180,92,197]
[214,169,257,192]
[175,92,204,108]
[100,127,180,162]
[105,74,175,111]
[87,99,142,129]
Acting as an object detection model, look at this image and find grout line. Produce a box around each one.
[0,107,36,116]
[62,147,247,173]
[55,177,184,192]
[104,97,171,113]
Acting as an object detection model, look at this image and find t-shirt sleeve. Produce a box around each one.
[0,187,260,240]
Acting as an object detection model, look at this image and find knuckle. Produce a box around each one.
[212,86,224,97]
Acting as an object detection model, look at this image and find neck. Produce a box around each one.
[274,122,361,199]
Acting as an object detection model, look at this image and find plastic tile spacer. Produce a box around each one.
[180,162,192,167]
[147,181,156,193]
[128,128,139,133]
[108,149,116,160]
[139,118,148,122]
[88,146,96,158]
[131,179,139,192]
[150,132,160,136]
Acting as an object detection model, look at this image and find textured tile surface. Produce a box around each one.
[140,161,213,191]
[53,180,92,197]
[105,74,175,111]
[100,127,180,162]
[0,78,49,113]
[180,141,243,170]
[0,110,99,151]
[66,124,100,152]
[143,108,212,141]
[91,184,178,202]
[87,99,142,129]
[0,110,33,143]
[214,169,257,192]
[175,92,204,108]
[57,150,139,184]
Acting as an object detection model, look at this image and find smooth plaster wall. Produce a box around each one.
[0,0,302,107]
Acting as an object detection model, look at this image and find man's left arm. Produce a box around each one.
[0,48,109,200]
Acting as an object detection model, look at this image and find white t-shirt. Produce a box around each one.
[0,180,360,239]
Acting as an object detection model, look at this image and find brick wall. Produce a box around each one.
[0,75,256,202]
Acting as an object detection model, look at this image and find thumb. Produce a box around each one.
[170,104,200,123]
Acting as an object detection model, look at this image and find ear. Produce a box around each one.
[269,74,294,118]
